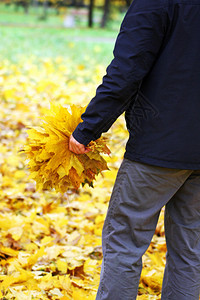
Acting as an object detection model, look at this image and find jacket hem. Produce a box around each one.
[124,152,200,170]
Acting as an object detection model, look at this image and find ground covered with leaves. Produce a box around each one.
[0,48,166,299]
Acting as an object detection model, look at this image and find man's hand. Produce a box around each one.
[69,135,91,154]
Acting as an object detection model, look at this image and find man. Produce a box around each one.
[69,0,200,299]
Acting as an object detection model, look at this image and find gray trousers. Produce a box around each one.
[96,159,200,300]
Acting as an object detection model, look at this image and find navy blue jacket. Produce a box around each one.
[73,0,200,170]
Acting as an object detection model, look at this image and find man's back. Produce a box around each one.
[125,0,200,169]
[73,0,200,170]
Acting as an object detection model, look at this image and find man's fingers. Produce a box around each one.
[69,135,90,154]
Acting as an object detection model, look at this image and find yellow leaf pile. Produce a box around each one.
[24,103,110,193]
[0,56,166,299]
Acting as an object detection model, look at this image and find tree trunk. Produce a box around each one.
[124,0,131,7]
[101,0,110,28]
[42,0,48,20]
[33,0,38,8]
[88,0,94,27]
[24,1,29,14]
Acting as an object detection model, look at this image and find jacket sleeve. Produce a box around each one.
[73,0,168,146]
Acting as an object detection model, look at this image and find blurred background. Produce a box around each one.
[0,0,130,65]
[0,0,129,27]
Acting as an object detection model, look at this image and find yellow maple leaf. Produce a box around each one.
[1,268,34,290]
[140,268,163,294]
[24,103,110,192]
[57,259,68,274]
[0,246,18,257]
[26,246,45,268]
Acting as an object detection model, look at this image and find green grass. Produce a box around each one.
[0,26,118,65]
[0,3,126,65]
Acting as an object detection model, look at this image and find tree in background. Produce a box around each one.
[1,0,131,27]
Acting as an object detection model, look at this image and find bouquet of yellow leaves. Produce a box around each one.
[24,104,110,193]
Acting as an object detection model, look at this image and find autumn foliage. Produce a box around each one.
[24,104,110,193]
[0,57,166,299]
